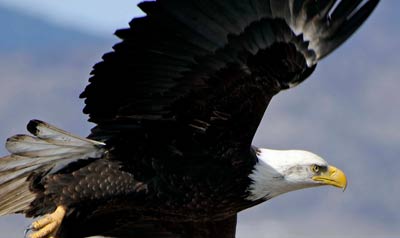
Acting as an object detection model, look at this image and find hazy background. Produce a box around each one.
[0,1,399,237]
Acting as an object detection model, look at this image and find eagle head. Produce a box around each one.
[246,148,347,201]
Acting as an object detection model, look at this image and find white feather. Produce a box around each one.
[246,148,328,201]
[29,120,104,146]
[0,120,105,215]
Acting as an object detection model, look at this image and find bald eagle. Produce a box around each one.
[0,1,379,238]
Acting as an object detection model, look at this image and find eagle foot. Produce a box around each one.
[28,206,66,238]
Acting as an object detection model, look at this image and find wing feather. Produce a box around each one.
[80,0,379,154]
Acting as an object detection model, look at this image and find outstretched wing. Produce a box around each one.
[81,0,378,149]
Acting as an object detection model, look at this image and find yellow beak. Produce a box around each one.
[312,165,347,190]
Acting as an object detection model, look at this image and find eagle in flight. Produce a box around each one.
[0,0,379,238]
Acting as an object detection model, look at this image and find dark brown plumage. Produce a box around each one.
[0,1,379,237]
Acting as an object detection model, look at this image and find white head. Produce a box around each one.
[246,148,347,201]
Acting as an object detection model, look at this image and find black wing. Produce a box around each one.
[81,0,378,150]
[78,2,379,234]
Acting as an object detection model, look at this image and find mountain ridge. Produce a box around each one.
[0,5,111,55]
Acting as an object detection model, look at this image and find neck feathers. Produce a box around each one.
[247,157,301,201]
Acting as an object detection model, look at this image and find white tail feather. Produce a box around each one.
[0,120,105,215]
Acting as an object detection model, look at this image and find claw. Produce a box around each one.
[28,206,66,238]
[24,224,33,238]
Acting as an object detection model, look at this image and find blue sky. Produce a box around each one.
[0,1,399,238]
[0,0,143,35]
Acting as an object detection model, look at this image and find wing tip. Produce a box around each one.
[311,0,380,60]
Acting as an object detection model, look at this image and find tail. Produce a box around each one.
[0,120,105,215]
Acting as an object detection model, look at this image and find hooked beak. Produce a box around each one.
[312,165,347,190]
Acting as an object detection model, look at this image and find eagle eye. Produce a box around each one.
[311,164,320,173]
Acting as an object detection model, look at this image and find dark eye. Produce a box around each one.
[311,164,320,173]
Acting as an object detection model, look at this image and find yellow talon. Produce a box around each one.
[29,206,66,238]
